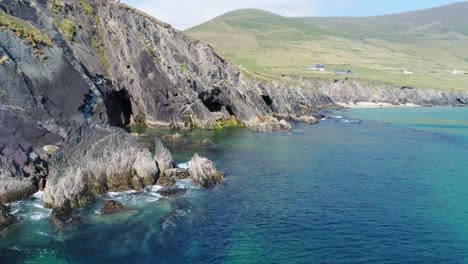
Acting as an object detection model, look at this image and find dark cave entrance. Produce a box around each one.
[198,90,235,116]
[262,95,273,106]
[106,90,133,127]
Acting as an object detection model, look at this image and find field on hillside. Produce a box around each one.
[187,5,468,91]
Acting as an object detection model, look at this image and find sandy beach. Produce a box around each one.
[338,102,421,108]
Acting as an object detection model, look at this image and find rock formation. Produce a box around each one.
[315,78,468,106]
[43,125,159,209]
[188,154,224,187]
[154,138,175,174]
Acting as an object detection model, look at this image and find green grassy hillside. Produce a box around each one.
[186,3,468,91]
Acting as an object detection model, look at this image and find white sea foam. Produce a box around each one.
[173,179,197,189]
[107,190,138,199]
[32,191,45,199]
[29,211,50,221]
[177,162,190,169]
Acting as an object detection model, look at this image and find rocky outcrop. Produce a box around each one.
[188,154,224,187]
[162,134,189,144]
[43,125,159,209]
[156,154,224,188]
[154,138,175,174]
[314,78,468,106]
[0,203,16,231]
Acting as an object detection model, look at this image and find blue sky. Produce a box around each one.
[124,0,464,30]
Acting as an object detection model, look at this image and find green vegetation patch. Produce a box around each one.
[187,7,468,91]
[92,37,110,70]
[48,0,63,14]
[0,11,53,48]
[214,118,244,129]
[180,63,188,72]
[55,19,76,42]
[0,55,8,65]
[79,0,94,17]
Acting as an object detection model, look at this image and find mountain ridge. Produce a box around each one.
[186,2,468,91]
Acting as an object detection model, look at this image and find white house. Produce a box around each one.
[308,64,325,72]
[452,70,465,75]
[403,70,414,75]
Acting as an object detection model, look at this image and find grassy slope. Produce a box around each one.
[186,3,468,91]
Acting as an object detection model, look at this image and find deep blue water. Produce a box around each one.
[1,107,468,263]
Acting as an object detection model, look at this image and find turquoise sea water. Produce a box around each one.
[1,107,468,263]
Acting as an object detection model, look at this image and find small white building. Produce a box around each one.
[308,64,325,72]
[452,70,465,75]
[404,70,414,75]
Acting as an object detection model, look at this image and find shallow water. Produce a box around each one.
[1,107,468,263]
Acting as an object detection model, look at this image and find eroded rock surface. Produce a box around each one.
[43,125,158,209]
[188,154,224,187]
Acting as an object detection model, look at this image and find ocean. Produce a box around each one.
[1,107,468,263]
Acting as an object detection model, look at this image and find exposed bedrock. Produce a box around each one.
[43,125,159,209]
[315,79,468,106]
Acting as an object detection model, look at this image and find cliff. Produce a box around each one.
[0,0,335,204]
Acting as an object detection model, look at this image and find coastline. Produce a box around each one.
[337,102,421,108]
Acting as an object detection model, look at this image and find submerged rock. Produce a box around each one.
[154,138,174,173]
[101,200,131,215]
[157,188,188,197]
[162,133,189,144]
[188,154,224,187]
[0,203,16,231]
[43,126,159,209]
[195,139,215,146]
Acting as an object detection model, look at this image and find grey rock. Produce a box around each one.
[154,138,174,173]
[316,78,468,106]
[162,134,189,144]
[43,125,159,209]
[188,154,224,187]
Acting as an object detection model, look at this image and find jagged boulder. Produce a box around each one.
[154,138,174,173]
[188,154,224,187]
[43,125,159,209]
[0,203,16,231]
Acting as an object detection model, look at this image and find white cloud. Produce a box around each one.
[125,0,322,30]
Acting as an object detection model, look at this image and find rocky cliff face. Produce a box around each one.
[0,0,334,202]
[313,78,468,106]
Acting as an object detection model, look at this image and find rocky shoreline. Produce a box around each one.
[0,0,467,231]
